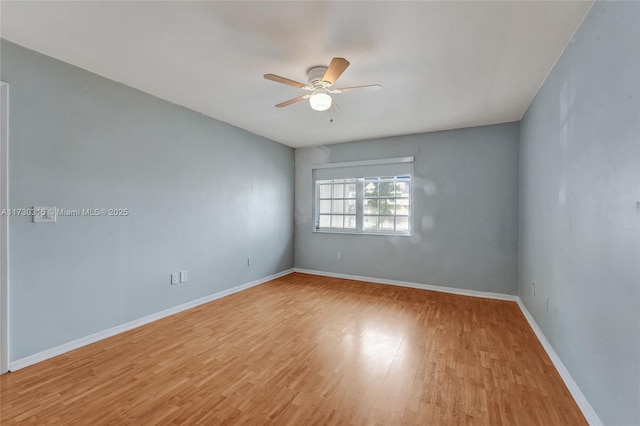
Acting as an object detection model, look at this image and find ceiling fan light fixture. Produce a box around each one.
[309,92,332,111]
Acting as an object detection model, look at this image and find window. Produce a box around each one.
[317,179,357,230]
[313,157,413,236]
[363,176,410,233]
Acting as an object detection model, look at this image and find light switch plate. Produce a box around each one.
[33,207,56,223]
[171,273,179,285]
[180,271,188,283]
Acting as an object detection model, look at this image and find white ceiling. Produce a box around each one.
[1,1,593,148]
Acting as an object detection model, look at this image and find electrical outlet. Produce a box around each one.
[180,271,188,283]
[531,282,535,296]
[247,258,252,266]
[170,273,179,285]
[337,252,342,260]
[33,206,57,223]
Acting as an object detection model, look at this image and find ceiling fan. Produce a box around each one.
[264,57,382,111]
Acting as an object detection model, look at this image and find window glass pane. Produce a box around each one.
[379,199,395,215]
[319,184,332,198]
[396,217,409,232]
[396,199,410,215]
[345,183,356,198]
[396,181,410,197]
[316,175,411,234]
[344,215,356,229]
[319,215,331,228]
[345,200,356,214]
[380,181,395,197]
[379,216,395,231]
[364,181,378,197]
[332,184,344,198]
[364,216,378,231]
[364,199,379,215]
[319,200,331,214]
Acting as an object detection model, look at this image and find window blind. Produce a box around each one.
[312,157,414,181]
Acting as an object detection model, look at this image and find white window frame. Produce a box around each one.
[315,178,358,231]
[312,157,413,236]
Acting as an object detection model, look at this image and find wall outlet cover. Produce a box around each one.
[33,206,56,223]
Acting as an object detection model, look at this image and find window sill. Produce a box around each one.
[313,229,412,237]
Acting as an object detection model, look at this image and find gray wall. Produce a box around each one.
[518,1,640,424]
[0,40,294,361]
[295,123,519,294]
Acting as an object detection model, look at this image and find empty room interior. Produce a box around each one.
[0,1,638,425]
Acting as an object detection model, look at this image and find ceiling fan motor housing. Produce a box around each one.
[307,66,329,87]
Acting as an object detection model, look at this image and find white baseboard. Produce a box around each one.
[8,268,294,372]
[515,299,602,426]
[293,268,602,425]
[293,268,518,301]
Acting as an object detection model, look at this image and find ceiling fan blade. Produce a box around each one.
[330,84,382,94]
[322,57,350,86]
[264,73,309,89]
[275,94,310,108]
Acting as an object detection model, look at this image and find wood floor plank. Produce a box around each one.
[0,273,586,425]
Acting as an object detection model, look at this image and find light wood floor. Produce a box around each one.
[0,273,586,425]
